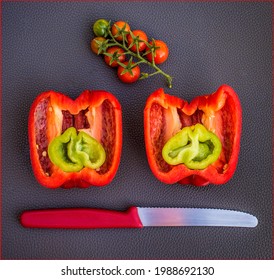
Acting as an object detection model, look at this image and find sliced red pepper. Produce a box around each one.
[144,85,242,186]
[29,90,122,188]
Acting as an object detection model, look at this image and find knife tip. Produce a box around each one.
[251,216,258,228]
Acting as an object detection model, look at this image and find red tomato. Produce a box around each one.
[117,61,140,83]
[111,21,131,41]
[127,30,148,52]
[146,40,169,64]
[90,37,106,55]
[104,47,126,67]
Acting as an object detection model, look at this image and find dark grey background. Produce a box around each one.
[2,2,272,259]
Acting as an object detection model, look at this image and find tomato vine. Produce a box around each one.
[91,19,173,88]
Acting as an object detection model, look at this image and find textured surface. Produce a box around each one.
[2,2,272,259]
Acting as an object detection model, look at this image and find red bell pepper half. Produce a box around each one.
[29,90,122,188]
[144,85,242,186]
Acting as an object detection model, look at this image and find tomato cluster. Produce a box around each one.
[91,19,170,85]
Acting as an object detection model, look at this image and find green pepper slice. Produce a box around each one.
[162,124,222,170]
[48,127,106,172]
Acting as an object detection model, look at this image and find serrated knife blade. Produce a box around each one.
[20,206,258,229]
[137,207,258,227]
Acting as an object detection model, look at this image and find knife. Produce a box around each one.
[20,206,258,229]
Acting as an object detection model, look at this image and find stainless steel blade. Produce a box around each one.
[137,207,258,228]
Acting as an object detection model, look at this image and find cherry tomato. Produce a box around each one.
[146,40,169,64]
[111,21,131,41]
[93,19,109,37]
[127,30,148,52]
[90,37,107,55]
[104,47,126,67]
[117,61,140,83]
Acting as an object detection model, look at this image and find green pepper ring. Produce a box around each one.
[48,127,106,173]
[162,124,222,170]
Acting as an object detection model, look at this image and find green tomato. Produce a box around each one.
[93,19,109,37]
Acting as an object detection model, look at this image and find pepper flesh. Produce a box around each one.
[144,85,242,186]
[162,124,222,170]
[29,90,122,188]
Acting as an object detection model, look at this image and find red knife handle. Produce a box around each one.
[20,207,144,229]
